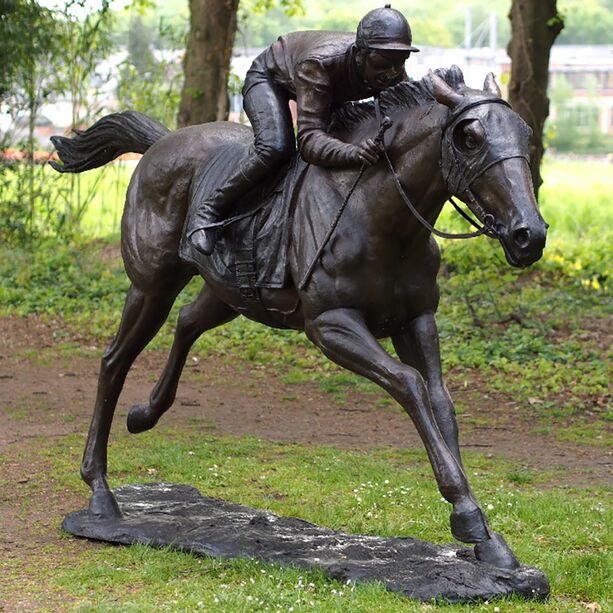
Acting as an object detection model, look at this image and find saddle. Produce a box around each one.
[179,143,309,297]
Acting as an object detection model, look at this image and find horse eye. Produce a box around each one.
[465,133,479,149]
[452,119,483,153]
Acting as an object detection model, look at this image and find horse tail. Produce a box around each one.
[50,111,170,174]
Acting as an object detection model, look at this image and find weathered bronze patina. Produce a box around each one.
[51,65,547,580]
[186,4,419,255]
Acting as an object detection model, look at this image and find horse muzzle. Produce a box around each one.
[496,217,548,268]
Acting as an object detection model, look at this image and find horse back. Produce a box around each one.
[120,123,252,290]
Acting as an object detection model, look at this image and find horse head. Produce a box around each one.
[430,69,548,267]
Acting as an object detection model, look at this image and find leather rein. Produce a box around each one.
[298,96,515,291]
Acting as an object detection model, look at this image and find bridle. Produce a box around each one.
[298,94,529,290]
[377,96,529,241]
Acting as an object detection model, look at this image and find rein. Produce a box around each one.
[298,117,392,291]
[377,97,497,241]
[298,95,509,291]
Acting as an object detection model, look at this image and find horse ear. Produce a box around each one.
[484,72,502,97]
[429,70,464,109]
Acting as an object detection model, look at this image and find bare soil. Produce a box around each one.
[0,314,611,611]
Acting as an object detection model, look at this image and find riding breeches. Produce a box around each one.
[187,79,296,235]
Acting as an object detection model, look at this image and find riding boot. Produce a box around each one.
[188,153,269,255]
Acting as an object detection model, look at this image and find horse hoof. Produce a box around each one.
[474,532,520,570]
[450,506,490,543]
[127,403,158,434]
[88,489,122,518]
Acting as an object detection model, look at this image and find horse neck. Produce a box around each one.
[374,104,449,237]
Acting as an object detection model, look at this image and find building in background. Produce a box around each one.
[3,41,611,154]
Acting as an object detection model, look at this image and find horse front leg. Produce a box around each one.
[392,312,462,466]
[306,307,519,569]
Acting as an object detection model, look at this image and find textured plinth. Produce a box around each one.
[62,483,549,603]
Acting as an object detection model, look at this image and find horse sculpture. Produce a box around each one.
[51,67,547,571]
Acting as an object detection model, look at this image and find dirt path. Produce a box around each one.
[0,314,611,610]
[2,314,610,483]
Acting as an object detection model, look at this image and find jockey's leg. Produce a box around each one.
[189,81,295,255]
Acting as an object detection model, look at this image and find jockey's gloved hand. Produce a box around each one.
[356,138,381,166]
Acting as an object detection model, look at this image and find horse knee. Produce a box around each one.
[175,303,201,342]
[99,349,131,385]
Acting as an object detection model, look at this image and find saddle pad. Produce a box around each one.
[179,143,308,290]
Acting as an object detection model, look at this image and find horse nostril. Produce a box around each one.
[513,227,531,248]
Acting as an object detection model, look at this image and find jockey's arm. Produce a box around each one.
[295,59,374,167]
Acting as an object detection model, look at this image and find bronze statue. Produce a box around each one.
[51,63,547,573]
[187,4,419,255]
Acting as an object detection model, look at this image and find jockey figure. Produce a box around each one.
[189,4,419,255]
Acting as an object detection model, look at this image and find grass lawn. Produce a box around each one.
[1,156,611,611]
[3,430,611,612]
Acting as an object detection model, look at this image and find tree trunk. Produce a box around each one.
[177,0,239,127]
[507,0,563,198]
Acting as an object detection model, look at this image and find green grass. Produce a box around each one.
[4,430,612,611]
[436,158,613,241]
[1,158,611,610]
[11,156,611,244]
[69,161,134,237]
[1,215,608,446]
[539,158,613,241]
[0,160,134,242]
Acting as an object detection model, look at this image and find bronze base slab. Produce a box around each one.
[62,483,549,603]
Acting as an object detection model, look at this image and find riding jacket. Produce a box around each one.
[244,31,408,167]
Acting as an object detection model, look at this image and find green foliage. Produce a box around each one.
[0,161,610,450]
[235,0,515,49]
[0,238,128,323]
[0,0,115,244]
[116,16,183,129]
[0,159,59,245]
[0,1,70,243]
[248,0,305,17]
[0,0,62,104]
[0,160,132,246]
[226,0,613,48]
[1,153,610,609]
[557,0,613,44]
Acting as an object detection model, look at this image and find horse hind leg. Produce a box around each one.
[81,279,189,517]
[127,284,238,434]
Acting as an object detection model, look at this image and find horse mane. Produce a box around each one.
[329,65,468,134]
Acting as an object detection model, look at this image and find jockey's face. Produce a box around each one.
[356,48,410,92]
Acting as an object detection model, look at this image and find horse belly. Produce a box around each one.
[203,277,305,331]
